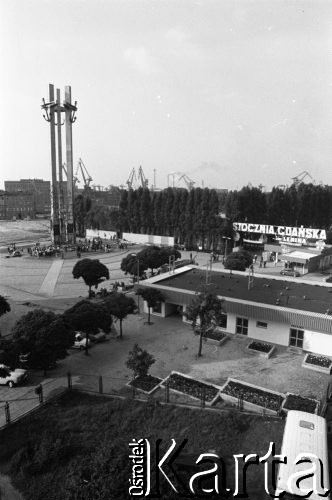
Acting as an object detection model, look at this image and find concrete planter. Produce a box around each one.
[160,370,222,406]
[205,332,229,346]
[246,342,276,359]
[302,353,332,375]
[126,375,163,395]
[282,392,320,415]
[220,377,285,416]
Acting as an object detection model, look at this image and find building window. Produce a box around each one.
[256,320,267,329]
[289,327,304,348]
[216,313,227,329]
[236,317,248,335]
[152,301,162,314]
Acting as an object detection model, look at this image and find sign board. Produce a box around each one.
[233,222,326,246]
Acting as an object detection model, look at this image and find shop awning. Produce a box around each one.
[281,251,318,264]
[243,238,264,245]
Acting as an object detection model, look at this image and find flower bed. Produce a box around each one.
[247,341,275,359]
[161,371,221,406]
[302,353,332,374]
[127,375,163,395]
[220,378,284,416]
[205,330,229,346]
[282,393,319,415]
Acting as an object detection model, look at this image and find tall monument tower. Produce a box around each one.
[63,86,77,243]
[42,84,77,244]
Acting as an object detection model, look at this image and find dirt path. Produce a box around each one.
[0,474,24,500]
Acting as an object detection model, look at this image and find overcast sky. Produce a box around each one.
[1,0,332,191]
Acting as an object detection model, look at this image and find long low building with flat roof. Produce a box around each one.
[136,266,332,356]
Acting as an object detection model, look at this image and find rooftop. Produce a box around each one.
[153,267,332,315]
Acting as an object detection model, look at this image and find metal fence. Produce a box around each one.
[1,371,327,430]
[0,376,68,430]
[65,372,285,418]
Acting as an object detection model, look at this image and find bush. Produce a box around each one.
[224,250,252,271]
[126,344,155,378]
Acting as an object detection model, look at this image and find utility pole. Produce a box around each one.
[248,264,254,290]
[206,254,213,285]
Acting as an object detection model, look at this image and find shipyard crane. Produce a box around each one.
[138,166,148,188]
[76,158,93,188]
[291,171,314,187]
[126,168,137,189]
[167,172,195,190]
[126,166,149,189]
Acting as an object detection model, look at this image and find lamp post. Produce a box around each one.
[131,253,140,314]
[206,253,213,285]
[222,236,231,264]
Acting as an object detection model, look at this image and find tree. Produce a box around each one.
[0,295,10,318]
[72,258,109,297]
[11,309,74,374]
[103,293,137,338]
[74,194,91,236]
[186,292,225,357]
[224,250,252,271]
[126,343,155,378]
[137,246,164,275]
[136,287,164,325]
[62,300,112,355]
[135,246,181,276]
[0,337,21,368]
[0,295,10,337]
[120,254,148,279]
[160,246,181,263]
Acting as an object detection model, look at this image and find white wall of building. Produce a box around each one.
[303,330,332,356]
[86,229,117,239]
[220,312,290,345]
[248,317,290,346]
[147,296,332,355]
[122,232,174,246]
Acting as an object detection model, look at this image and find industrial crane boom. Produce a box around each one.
[291,171,314,186]
[77,158,93,188]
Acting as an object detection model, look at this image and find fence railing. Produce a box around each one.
[1,370,327,430]
[0,376,68,430]
[65,372,285,418]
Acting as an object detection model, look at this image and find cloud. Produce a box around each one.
[123,46,158,74]
[164,27,188,45]
[164,27,203,60]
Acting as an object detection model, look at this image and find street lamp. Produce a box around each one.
[206,253,213,285]
[222,236,231,264]
[131,253,140,314]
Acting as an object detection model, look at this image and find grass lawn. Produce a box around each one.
[0,391,285,500]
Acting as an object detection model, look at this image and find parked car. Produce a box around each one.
[0,364,28,388]
[89,331,107,343]
[73,333,91,350]
[280,269,300,277]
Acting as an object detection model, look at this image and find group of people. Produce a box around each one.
[27,244,59,257]
[6,236,128,260]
